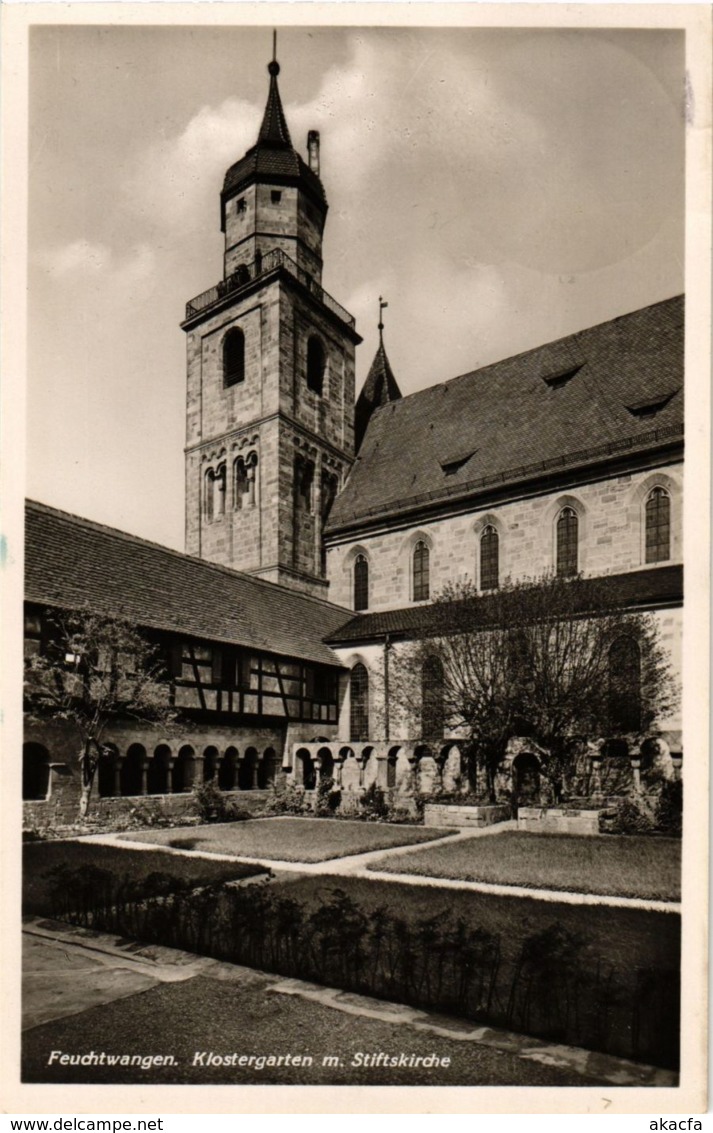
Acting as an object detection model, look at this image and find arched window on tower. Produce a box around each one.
[223,328,245,388]
[354,555,369,611]
[480,525,499,591]
[421,656,445,741]
[556,507,578,576]
[645,487,671,563]
[350,663,369,742]
[214,464,226,517]
[306,336,325,396]
[608,636,642,733]
[412,541,430,601]
[204,469,214,521]
[234,453,258,510]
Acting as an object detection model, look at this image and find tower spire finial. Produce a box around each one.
[378,296,388,342]
[268,29,280,76]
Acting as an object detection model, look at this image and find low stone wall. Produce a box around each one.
[423,803,511,828]
[517,807,601,835]
[23,789,274,835]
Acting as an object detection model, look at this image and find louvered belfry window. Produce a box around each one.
[354,554,369,611]
[413,541,430,601]
[556,507,578,576]
[223,328,245,388]
[645,488,671,563]
[480,525,499,590]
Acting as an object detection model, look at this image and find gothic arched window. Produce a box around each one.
[421,656,445,741]
[608,636,642,733]
[223,328,245,388]
[306,336,325,396]
[480,525,499,591]
[556,507,578,576]
[354,555,369,611]
[204,469,214,521]
[412,541,430,601]
[350,663,369,742]
[645,487,671,563]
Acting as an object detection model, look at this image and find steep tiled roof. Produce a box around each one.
[355,337,402,452]
[25,501,347,668]
[326,565,683,645]
[327,296,684,534]
[222,61,326,209]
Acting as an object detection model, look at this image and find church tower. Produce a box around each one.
[182,48,361,597]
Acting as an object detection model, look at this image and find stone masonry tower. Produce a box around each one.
[182,49,361,597]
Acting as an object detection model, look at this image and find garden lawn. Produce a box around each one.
[23,841,267,916]
[369,831,681,901]
[118,817,450,862]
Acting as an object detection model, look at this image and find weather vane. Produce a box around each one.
[378,296,388,336]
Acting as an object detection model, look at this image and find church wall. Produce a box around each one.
[326,461,683,612]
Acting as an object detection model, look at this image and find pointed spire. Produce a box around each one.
[258,33,292,148]
[354,299,402,452]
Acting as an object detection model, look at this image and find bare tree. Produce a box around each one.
[396,575,676,802]
[24,607,176,818]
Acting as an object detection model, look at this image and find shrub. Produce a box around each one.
[655,780,683,837]
[359,782,390,821]
[316,776,341,816]
[265,783,312,816]
[603,796,655,835]
[192,781,248,824]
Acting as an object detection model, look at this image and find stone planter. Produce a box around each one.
[423,803,511,828]
[517,806,601,835]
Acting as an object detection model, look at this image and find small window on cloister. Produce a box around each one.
[556,507,578,576]
[354,555,369,611]
[412,541,430,602]
[350,663,370,742]
[480,525,499,591]
[645,488,671,564]
[608,636,642,733]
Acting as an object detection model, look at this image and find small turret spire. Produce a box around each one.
[354,300,402,451]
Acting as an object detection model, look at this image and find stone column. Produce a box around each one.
[671,752,683,781]
[165,758,175,795]
[112,757,123,798]
[590,755,602,797]
[630,757,642,794]
[140,760,149,796]
[192,755,205,787]
[251,759,259,790]
[333,755,344,787]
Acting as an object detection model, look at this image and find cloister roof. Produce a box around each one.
[25,501,347,668]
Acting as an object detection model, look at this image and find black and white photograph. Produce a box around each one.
[2,4,710,1115]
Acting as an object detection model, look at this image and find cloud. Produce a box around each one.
[36,240,156,289]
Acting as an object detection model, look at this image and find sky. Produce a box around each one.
[27,24,685,550]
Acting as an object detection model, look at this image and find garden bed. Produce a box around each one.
[368,830,681,902]
[118,817,451,862]
[23,840,268,916]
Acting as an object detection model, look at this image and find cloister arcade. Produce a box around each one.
[22,740,279,801]
[290,733,681,802]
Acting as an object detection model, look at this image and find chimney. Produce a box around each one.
[307,130,320,175]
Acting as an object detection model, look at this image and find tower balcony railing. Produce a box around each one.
[185,248,355,328]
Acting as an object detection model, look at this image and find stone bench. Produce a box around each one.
[517,807,601,835]
[423,803,511,828]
